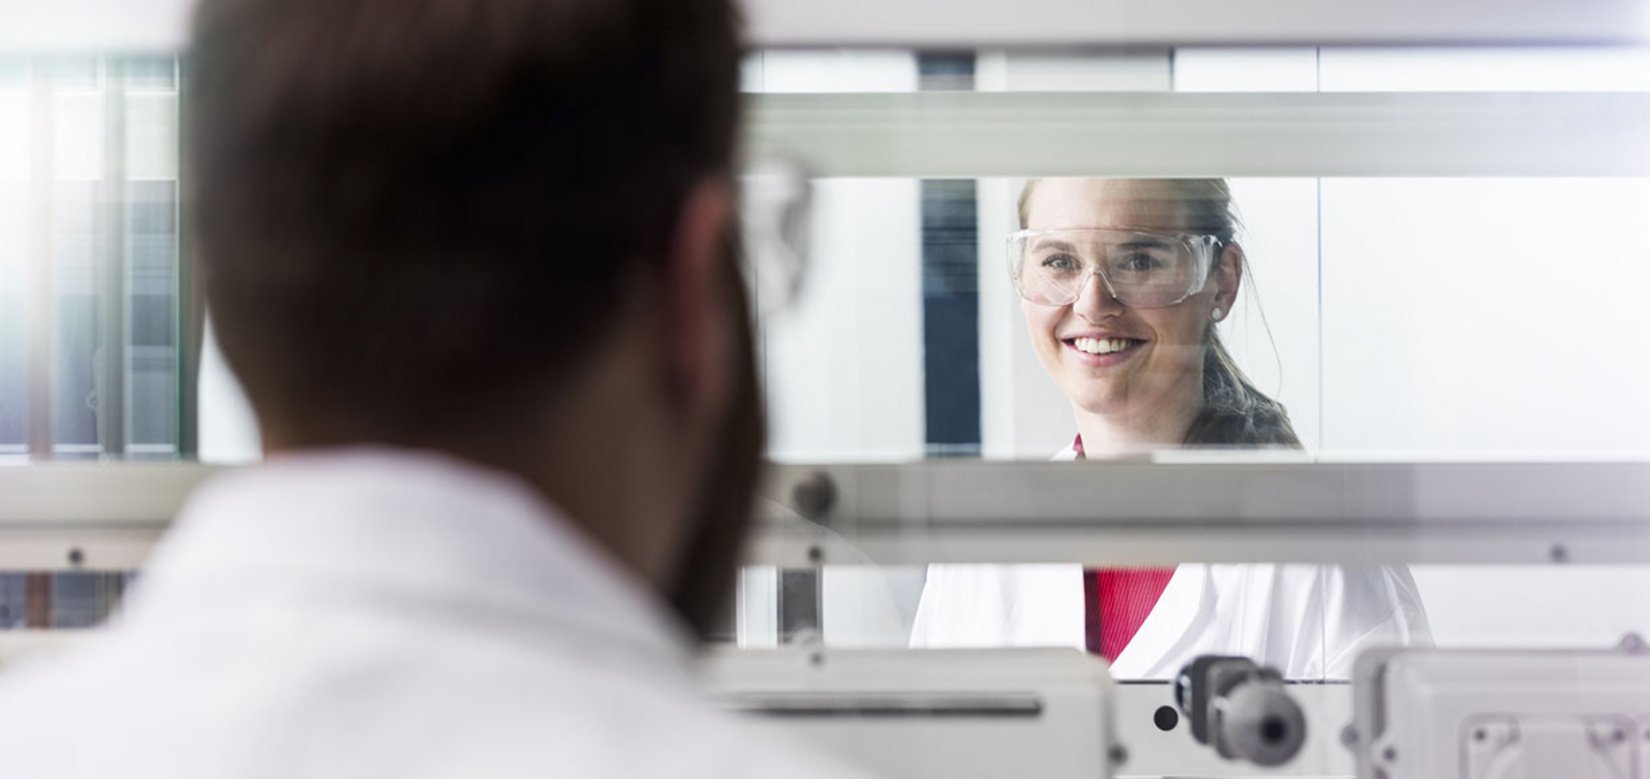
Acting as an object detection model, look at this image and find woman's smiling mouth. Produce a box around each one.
[1063,336,1146,366]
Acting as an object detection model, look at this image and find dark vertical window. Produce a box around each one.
[920,179,981,458]
[917,52,975,92]
[917,53,981,458]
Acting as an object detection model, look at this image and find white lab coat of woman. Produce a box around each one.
[909,446,1433,679]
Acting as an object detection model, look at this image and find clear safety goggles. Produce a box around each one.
[739,155,813,316]
[1007,228,1221,309]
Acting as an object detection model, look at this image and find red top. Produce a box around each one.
[1074,434,1176,663]
[1084,568,1176,662]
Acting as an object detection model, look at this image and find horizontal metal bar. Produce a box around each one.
[744,0,1650,48]
[750,460,1650,565]
[3,460,1650,569]
[758,460,1650,525]
[9,0,1648,51]
[748,91,1650,178]
[748,521,1650,566]
[0,462,216,525]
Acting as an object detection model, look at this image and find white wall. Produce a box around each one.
[1320,178,1650,455]
[196,319,261,464]
[749,51,927,462]
[760,178,927,461]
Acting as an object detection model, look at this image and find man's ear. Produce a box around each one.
[1214,241,1244,316]
[659,177,735,415]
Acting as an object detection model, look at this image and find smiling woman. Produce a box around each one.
[1012,177,1298,453]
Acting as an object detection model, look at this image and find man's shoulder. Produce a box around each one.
[0,628,867,779]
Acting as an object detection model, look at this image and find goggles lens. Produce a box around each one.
[740,155,813,316]
[1008,229,1216,309]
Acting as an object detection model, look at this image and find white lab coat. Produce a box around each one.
[910,446,1433,679]
[0,449,862,779]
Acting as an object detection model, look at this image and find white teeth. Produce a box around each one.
[1072,337,1134,355]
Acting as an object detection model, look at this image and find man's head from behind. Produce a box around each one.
[188,0,759,639]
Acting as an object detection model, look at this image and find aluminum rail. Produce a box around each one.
[751,459,1650,567]
[0,462,216,570]
[748,91,1650,179]
[11,0,1645,51]
[742,0,1650,48]
[4,459,1650,569]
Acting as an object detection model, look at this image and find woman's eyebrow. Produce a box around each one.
[1116,238,1174,251]
[1031,238,1079,253]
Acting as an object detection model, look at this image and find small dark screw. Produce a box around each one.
[1108,745,1128,766]
[67,548,85,567]
[1474,729,1487,742]
[806,545,824,565]
[1383,746,1398,763]
[808,651,825,667]
[791,471,837,522]
[1152,705,1179,732]
[1612,729,1626,744]
[1549,544,1569,563]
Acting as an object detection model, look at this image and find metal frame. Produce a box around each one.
[4,459,1649,570]
[752,460,1650,567]
[0,462,215,570]
[96,57,128,458]
[748,91,1650,178]
[175,56,200,459]
[12,0,1647,50]
[741,0,1650,48]
[24,59,53,459]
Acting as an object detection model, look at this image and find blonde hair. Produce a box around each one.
[1018,178,1300,447]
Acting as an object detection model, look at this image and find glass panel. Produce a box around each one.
[50,180,100,458]
[127,180,178,457]
[0,56,184,460]
[760,176,1650,460]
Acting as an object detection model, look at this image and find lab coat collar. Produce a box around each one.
[130,446,696,674]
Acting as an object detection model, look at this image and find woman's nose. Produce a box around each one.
[1073,271,1123,320]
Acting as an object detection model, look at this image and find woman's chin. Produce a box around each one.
[1069,390,1132,418]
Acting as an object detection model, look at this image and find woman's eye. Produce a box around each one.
[1041,254,1079,271]
[1119,253,1163,272]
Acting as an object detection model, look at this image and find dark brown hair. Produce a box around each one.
[1018,178,1301,448]
[188,0,742,442]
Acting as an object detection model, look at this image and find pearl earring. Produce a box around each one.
[1211,307,1224,322]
